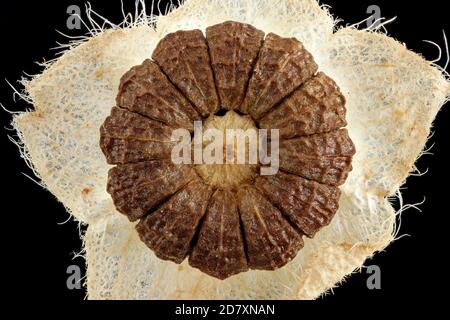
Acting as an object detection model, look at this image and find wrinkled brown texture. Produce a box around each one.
[136,180,213,264]
[279,129,356,186]
[259,72,347,139]
[101,21,354,280]
[100,107,175,164]
[238,186,304,270]
[152,30,220,117]
[107,160,195,221]
[116,59,200,131]
[206,21,265,110]
[255,172,341,237]
[189,189,248,279]
[240,32,318,119]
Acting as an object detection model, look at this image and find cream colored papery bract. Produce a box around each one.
[320,28,450,198]
[13,0,450,299]
[15,27,158,223]
[84,192,394,299]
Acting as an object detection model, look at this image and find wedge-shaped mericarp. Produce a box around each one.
[107,160,196,221]
[237,186,304,270]
[189,189,248,279]
[255,172,341,238]
[100,107,176,164]
[152,29,219,117]
[116,59,201,131]
[206,21,265,110]
[136,180,213,264]
[240,32,318,119]
[279,129,356,186]
[259,72,347,139]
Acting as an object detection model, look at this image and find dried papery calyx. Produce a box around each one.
[100,20,355,279]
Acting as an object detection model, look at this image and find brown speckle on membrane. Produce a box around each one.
[100,21,355,279]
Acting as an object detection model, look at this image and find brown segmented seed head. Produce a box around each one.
[100,21,355,280]
[116,59,201,131]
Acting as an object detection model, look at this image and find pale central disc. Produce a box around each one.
[195,111,259,189]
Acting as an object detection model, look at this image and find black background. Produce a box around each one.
[1,0,448,309]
